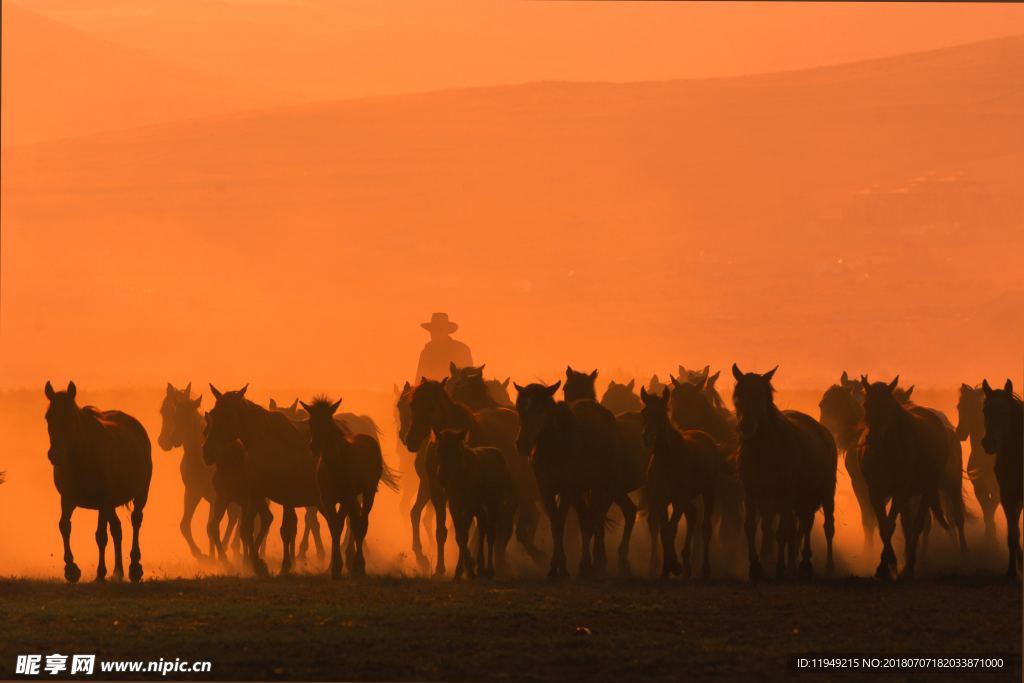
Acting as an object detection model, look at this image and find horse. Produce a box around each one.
[678,365,727,412]
[640,387,718,578]
[200,413,273,566]
[515,381,628,577]
[302,396,398,578]
[203,384,321,575]
[159,382,240,560]
[486,378,514,408]
[667,375,745,566]
[269,396,381,562]
[448,364,502,410]
[434,428,516,579]
[819,378,875,550]
[957,383,1001,542]
[561,367,645,574]
[732,365,836,580]
[859,375,955,580]
[394,382,419,516]
[981,379,1023,580]
[648,375,669,398]
[404,378,541,575]
[44,381,152,583]
[600,379,643,415]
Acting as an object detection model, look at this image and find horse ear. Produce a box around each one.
[183,382,192,399]
[960,383,972,392]
[210,384,223,400]
[626,379,635,391]
[861,375,870,391]
[331,398,342,414]
[239,383,249,397]
[478,363,486,373]
[269,398,278,409]
[905,386,914,399]
[566,365,574,377]
[299,401,313,413]
[513,382,525,394]
[193,395,203,408]
[45,381,56,400]
[732,363,743,381]
[589,369,598,380]
[669,374,681,388]
[661,386,670,401]
[640,386,648,402]
[421,376,429,385]
[440,377,448,387]
[700,365,710,380]
[67,381,77,399]
[982,379,993,397]
[166,382,176,397]
[546,380,561,396]
[1005,378,1014,394]
[708,370,720,387]
[289,398,299,410]
[888,375,899,391]
[763,366,778,382]
[502,377,510,388]
[449,361,458,375]
[695,376,707,391]
[841,370,850,384]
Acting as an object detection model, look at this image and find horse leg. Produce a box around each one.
[430,485,448,577]
[760,514,774,566]
[410,478,430,570]
[279,506,298,575]
[871,495,896,581]
[207,498,229,565]
[297,510,312,561]
[222,503,240,557]
[514,499,545,565]
[701,490,715,579]
[180,488,205,559]
[58,499,81,583]
[575,497,595,578]
[452,510,470,580]
[128,505,144,583]
[823,495,836,573]
[541,494,564,578]
[94,508,109,582]
[744,499,762,581]
[1004,499,1023,580]
[775,511,792,579]
[797,511,815,579]
[354,492,375,576]
[615,493,637,577]
[108,509,124,580]
[900,498,925,581]
[647,502,661,579]
[659,506,683,578]
[918,506,932,568]
[680,503,696,579]
[309,506,327,562]
[325,502,344,579]
[589,497,610,577]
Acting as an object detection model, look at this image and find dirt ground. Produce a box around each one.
[0,575,1019,681]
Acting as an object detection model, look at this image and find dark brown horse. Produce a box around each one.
[561,367,645,574]
[201,414,272,566]
[732,365,836,580]
[159,382,240,560]
[981,379,1023,580]
[448,364,502,410]
[486,377,514,408]
[404,378,540,575]
[600,379,643,415]
[667,375,744,565]
[957,383,1001,542]
[860,375,954,580]
[640,387,718,579]
[819,378,875,550]
[302,397,398,578]
[516,381,607,577]
[45,381,152,582]
[679,365,727,411]
[204,384,320,575]
[435,428,516,579]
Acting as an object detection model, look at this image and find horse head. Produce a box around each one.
[300,396,343,456]
[513,381,561,456]
[406,378,449,452]
[44,380,81,466]
[981,378,1019,455]
[203,383,250,464]
[158,382,202,451]
[860,375,903,446]
[731,364,778,439]
[639,385,671,448]
[955,383,985,441]
[563,366,597,402]
[818,382,863,448]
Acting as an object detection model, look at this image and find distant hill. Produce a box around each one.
[1,3,287,146]
[2,37,1022,389]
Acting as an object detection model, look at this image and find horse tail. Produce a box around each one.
[928,489,950,531]
[379,458,400,493]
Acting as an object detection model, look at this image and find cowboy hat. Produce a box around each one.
[421,312,458,334]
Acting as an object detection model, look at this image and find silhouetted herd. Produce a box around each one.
[40,363,1023,584]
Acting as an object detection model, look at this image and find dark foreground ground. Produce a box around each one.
[0,575,1019,681]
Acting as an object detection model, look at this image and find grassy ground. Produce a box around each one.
[0,575,1019,681]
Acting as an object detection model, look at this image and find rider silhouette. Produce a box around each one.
[415,312,473,381]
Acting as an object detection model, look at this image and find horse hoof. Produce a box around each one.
[874,564,895,582]
[112,568,124,582]
[64,563,82,583]
[129,563,143,583]
[94,574,106,583]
